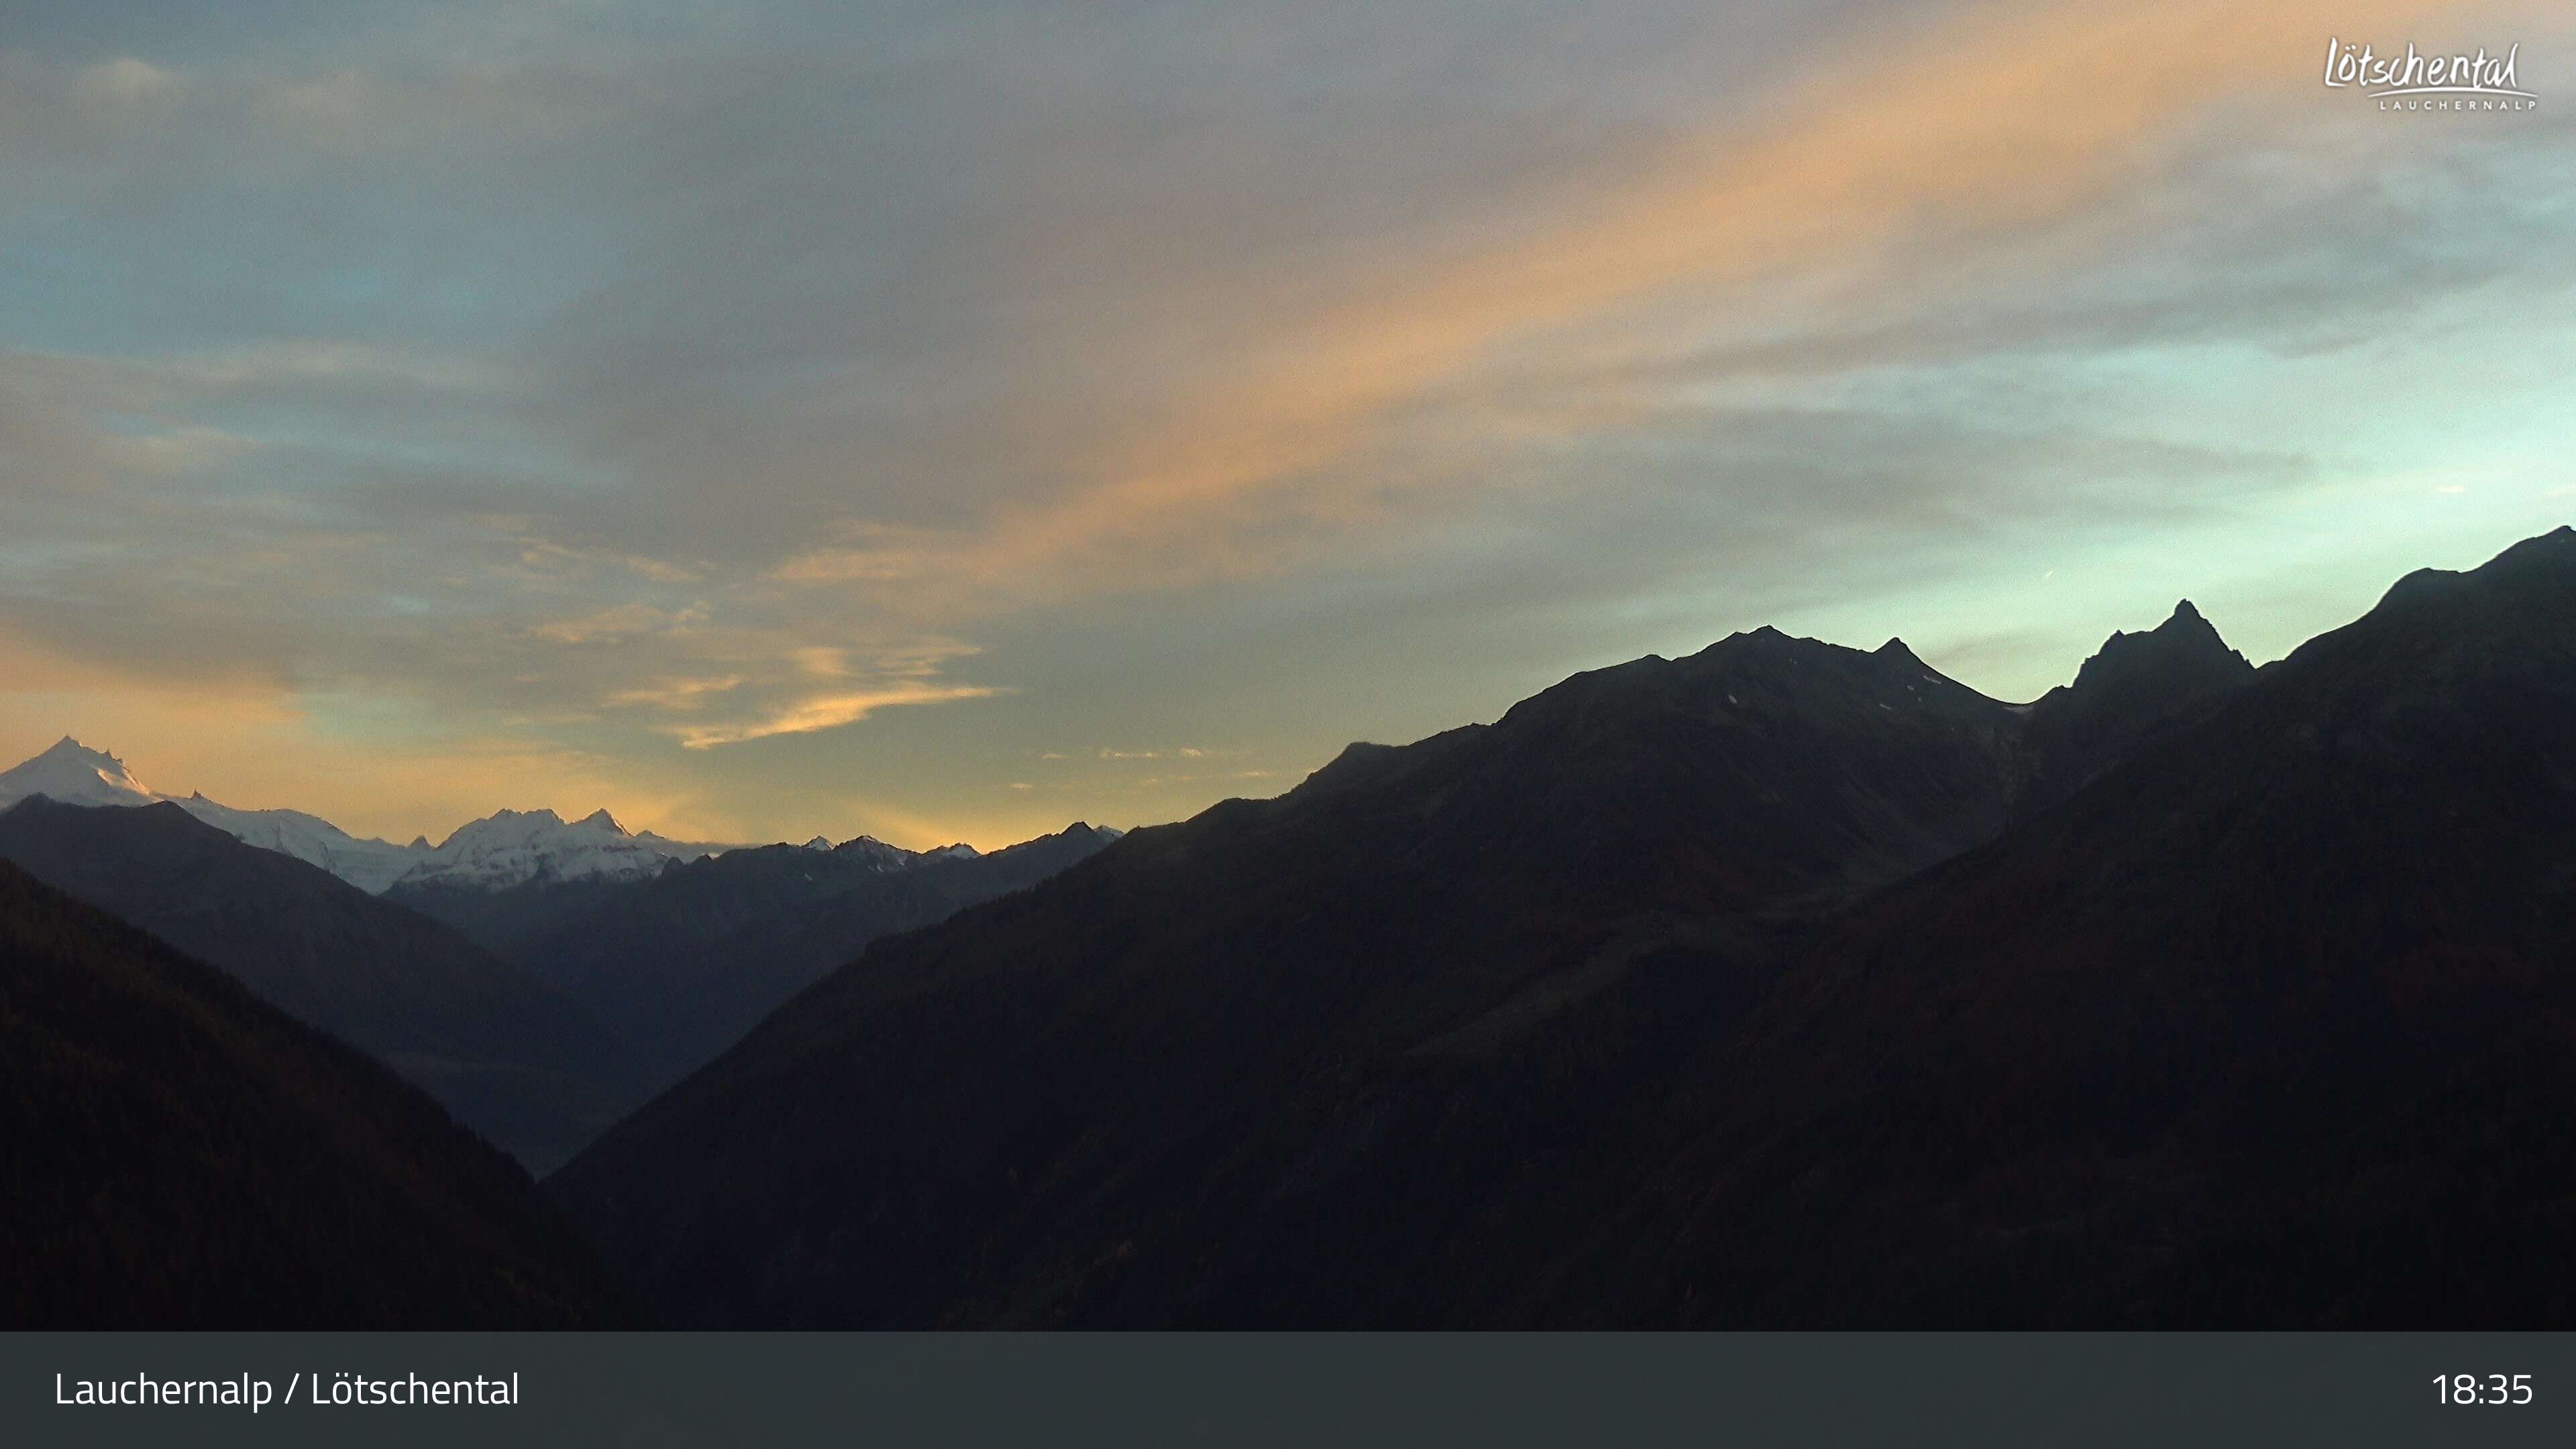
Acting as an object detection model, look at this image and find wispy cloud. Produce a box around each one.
[527,602,708,645]
[675,680,1006,749]
[3,0,2566,848]
[763,0,2512,607]
[72,58,183,109]
[604,675,745,710]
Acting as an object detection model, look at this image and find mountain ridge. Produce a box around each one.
[0,736,1022,896]
[494,820,1127,1094]
[0,797,647,1172]
[549,526,2576,1328]
[1539,523,2576,1325]
[547,556,2282,1324]
[0,858,631,1328]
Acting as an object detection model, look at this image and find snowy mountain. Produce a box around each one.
[172,794,442,895]
[0,735,1083,897]
[392,808,730,892]
[0,739,725,894]
[830,835,921,871]
[0,739,434,892]
[0,737,160,809]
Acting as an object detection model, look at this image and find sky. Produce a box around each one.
[2,0,2571,849]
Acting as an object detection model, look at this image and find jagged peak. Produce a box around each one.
[32,735,127,766]
[1707,624,1803,653]
[2059,599,2251,703]
[1679,627,1799,670]
[3,735,155,803]
[480,807,559,825]
[578,808,626,834]
[2152,598,2224,640]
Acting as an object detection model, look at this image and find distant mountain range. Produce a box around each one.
[0,798,650,1173]
[481,822,1125,1094]
[551,527,2576,1329]
[12,527,2574,1330]
[0,740,736,893]
[0,747,1122,1170]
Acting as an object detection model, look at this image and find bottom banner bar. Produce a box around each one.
[3,1332,2570,1448]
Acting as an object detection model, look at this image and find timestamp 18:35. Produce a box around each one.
[2438,1373,2534,1406]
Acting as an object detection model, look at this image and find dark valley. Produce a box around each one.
[0,861,627,1328]
[0,800,648,1173]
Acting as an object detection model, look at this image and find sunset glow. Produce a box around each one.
[4,0,2568,848]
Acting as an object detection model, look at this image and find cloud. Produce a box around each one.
[527,602,708,645]
[152,340,506,394]
[246,62,624,153]
[505,537,706,586]
[604,675,745,710]
[72,58,183,109]
[675,680,1005,749]
[742,0,2505,611]
[5,0,2567,847]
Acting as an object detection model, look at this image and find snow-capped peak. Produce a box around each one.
[3,735,796,896]
[0,736,158,809]
[832,834,917,871]
[392,806,730,892]
[0,737,431,892]
[174,796,435,895]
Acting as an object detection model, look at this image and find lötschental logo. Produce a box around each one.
[2322,39,2536,111]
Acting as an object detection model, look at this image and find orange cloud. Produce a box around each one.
[778,0,2508,606]
[673,680,1006,749]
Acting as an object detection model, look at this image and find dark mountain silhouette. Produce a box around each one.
[1552,527,2576,1326]
[384,874,647,960]
[0,798,645,1172]
[2014,598,2255,808]
[549,547,2318,1326]
[505,823,1122,1092]
[0,860,629,1328]
[384,833,967,961]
